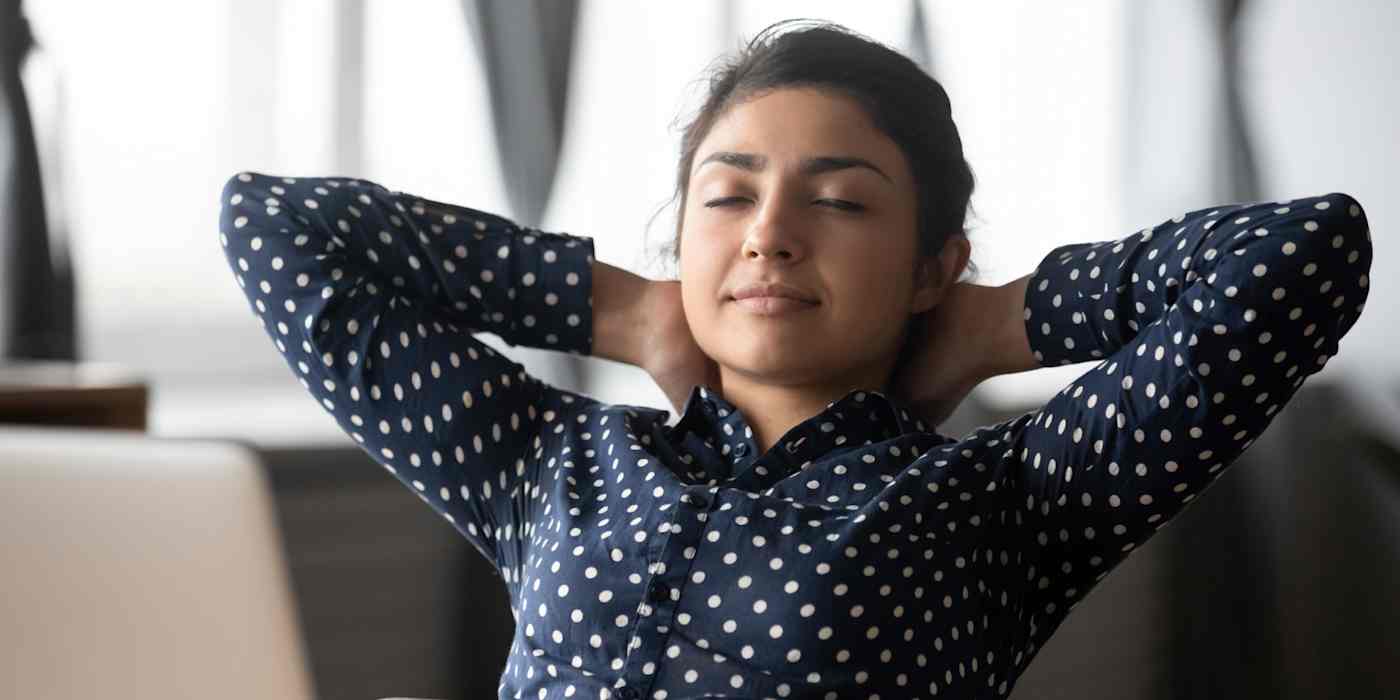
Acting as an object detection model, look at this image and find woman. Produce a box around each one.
[218,19,1372,700]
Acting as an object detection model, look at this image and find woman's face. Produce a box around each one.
[679,87,938,390]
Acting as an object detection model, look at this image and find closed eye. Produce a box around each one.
[703,197,865,212]
[815,199,865,212]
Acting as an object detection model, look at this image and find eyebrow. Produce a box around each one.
[696,151,893,184]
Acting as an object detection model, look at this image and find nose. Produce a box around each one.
[740,198,806,263]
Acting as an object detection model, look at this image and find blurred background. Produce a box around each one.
[2,1,1396,698]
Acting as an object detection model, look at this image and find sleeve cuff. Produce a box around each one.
[1022,241,1112,367]
[502,228,595,356]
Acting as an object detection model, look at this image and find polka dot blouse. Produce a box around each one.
[219,171,1372,699]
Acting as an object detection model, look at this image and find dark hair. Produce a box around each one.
[645,19,980,386]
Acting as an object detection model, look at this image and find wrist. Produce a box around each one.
[985,274,1040,378]
[591,260,653,367]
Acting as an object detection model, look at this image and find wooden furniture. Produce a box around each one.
[0,360,148,430]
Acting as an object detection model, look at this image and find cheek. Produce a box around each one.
[678,253,721,323]
[827,239,904,297]
[678,226,726,286]
[821,245,916,336]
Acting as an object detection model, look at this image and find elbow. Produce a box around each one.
[1327,191,1364,214]
[220,172,254,231]
[1323,191,1370,241]
[221,171,256,206]
[220,171,272,240]
[1307,191,1372,269]
[1309,191,1373,308]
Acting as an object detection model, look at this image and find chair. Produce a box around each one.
[0,424,316,699]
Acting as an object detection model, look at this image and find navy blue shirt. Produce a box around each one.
[219,172,1372,699]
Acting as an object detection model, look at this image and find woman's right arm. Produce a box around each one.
[217,171,598,569]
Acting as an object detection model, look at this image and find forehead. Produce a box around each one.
[693,88,908,183]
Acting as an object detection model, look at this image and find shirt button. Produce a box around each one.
[733,443,749,457]
[690,491,709,509]
[648,579,669,603]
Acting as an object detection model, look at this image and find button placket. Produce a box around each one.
[615,488,711,699]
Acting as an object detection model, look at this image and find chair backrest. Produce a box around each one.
[0,425,316,700]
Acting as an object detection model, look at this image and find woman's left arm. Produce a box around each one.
[998,192,1372,624]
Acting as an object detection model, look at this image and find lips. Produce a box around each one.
[729,282,820,304]
[728,282,820,317]
[732,296,818,315]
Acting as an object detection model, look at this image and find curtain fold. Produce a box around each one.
[461,0,578,229]
[1215,0,1261,202]
[0,0,75,362]
[907,0,935,79]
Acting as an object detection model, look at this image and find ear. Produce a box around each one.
[911,235,972,314]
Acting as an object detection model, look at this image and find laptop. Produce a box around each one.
[0,424,316,699]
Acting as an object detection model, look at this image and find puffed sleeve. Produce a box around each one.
[1000,192,1372,642]
[217,171,598,571]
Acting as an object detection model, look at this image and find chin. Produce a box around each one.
[724,350,824,382]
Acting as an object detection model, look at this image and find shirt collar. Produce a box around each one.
[669,383,930,444]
